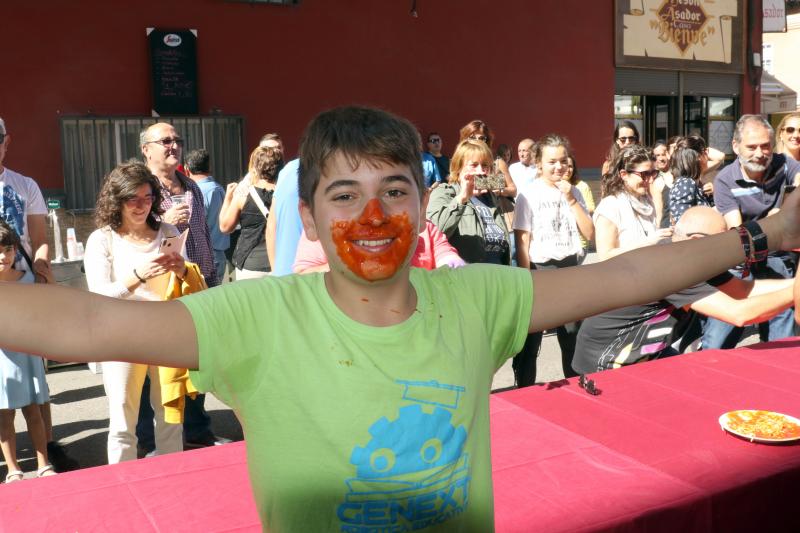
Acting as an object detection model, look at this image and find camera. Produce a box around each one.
[473,173,506,191]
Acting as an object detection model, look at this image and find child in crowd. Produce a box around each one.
[0,220,55,482]
[1,107,800,531]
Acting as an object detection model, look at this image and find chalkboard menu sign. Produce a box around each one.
[148,28,198,115]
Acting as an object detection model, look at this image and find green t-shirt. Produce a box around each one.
[183,265,532,532]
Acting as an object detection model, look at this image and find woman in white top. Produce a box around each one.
[511,134,594,387]
[84,161,187,463]
[595,145,672,261]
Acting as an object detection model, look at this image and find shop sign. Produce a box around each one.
[763,0,787,33]
[615,0,745,73]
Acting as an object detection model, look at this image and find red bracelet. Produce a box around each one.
[735,226,753,277]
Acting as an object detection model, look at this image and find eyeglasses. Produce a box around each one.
[428,138,441,143]
[124,194,156,207]
[469,135,489,142]
[627,169,659,180]
[145,137,184,148]
[783,126,798,134]
[618,136,638,143]
[0,133,5,144]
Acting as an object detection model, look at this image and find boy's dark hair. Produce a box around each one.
[185,149,211,175]
[0,219,21,249]
[298,106,423,207]
[94,160,164,231]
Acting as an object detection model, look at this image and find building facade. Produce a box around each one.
[2,0,763,209]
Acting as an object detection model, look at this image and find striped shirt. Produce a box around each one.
[158,172,220,287]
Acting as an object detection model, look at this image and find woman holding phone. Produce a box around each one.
[83,161,187,464]
[427,139,511,264]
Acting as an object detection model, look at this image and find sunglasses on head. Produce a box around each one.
[783,126,798,135]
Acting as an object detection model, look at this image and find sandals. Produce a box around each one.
[36,464,57,478]
[4,470,24,483]
[3,465,57,483]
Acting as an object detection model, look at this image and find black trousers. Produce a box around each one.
[512,254,581,388]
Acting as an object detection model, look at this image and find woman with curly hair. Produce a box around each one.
[83,160,187,463]
[595,145,671,260]
[220,146,282,279]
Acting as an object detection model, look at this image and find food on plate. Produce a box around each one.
[723,410,800,440]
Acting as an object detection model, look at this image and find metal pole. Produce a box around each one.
[678,71,685,135]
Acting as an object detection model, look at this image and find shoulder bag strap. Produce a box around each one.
[249,186,269,218]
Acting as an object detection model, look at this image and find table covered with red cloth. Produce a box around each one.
[1,339,799,532]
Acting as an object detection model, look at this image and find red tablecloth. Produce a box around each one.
[2,339,799,532]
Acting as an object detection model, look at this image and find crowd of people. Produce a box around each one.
[1,107,800,531]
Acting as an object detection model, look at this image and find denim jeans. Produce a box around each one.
[702,254,796,350]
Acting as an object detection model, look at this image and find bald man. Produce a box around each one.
[572,206,796,374]
[508,138,537,197]
[138,123,225,450]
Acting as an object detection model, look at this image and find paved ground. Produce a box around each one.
[2,252,760,480]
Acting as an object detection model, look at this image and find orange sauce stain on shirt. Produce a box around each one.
[330,199,415,282]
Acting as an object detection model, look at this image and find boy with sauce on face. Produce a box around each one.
[3,106,800,532]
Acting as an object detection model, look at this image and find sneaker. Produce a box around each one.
[184,434,233,449]
[47,442,79,472]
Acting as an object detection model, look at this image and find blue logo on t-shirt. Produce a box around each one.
[337,381,470,532]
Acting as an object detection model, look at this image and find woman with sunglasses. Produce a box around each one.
[595,145,671,260]
[667,136,713,224]
[601,120,640,176]
[83,161,187,464]
[458,120,517,199]
[777,112,800,162]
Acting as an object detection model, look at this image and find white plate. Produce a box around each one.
[719,410,800,443]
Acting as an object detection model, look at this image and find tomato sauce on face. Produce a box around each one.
[330,198,415,281]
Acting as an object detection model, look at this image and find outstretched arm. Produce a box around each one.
[689,284,794,328]
[528,191,800,332]
[0,284,198,369]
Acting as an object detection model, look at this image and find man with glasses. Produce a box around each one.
[425,132,449,183]
[137,122,228,450]
[703,114,800,350]
[508,138,537,197]
[0,117,79,472]
[573,206,796,374]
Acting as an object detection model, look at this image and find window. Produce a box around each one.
[60,115,245,210]
[763,43,774,75]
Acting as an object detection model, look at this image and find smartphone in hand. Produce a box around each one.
[158,229,189,256]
